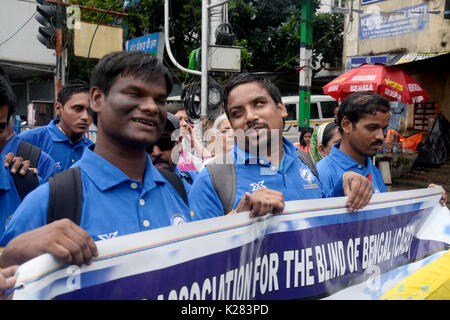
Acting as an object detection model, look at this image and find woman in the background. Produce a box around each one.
[309,121,341,164]
[296,127,313,153]
[201,113,234,170]
[166,103,212,171]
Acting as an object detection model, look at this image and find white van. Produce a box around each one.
[282,95,338,143]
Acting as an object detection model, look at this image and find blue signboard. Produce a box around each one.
[360,3,429,40]
[350,55,388,68]
[125,32,165,59]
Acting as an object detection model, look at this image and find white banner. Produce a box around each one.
[12,188,449,300]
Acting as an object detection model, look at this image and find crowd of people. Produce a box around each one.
[0,51,447,299]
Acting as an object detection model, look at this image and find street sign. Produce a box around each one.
[123,0,140,7]
[125,32,165,60]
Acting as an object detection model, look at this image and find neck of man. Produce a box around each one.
[339,137,366,165]
[94,132,148,184]
[243,135,284,166]
[58,120,83,143]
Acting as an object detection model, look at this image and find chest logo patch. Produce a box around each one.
[250,180,266,192]
[171,213,187,225]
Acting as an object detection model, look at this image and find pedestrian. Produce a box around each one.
[148,111,197,192]
[18,80,94,173]
[308,121,341,164]
[201,113,234,170]
[317,91,447,205]
[0,51,192,268]
[296,127,313,153]
[188,73,373,220]
[166,103,212,171]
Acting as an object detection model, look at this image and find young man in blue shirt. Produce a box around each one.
[317,91,447,206]
[19,80,94,173]
[189,74,373,221]
[0,51,192,268]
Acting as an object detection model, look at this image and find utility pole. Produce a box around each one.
[298,0,313,128]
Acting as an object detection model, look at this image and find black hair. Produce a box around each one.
[90,51,173,97]
[223,73,282,120]
[0,69,17,121]
[322,122,338,147]
[57,79,90,107]
[337,91,390,134]
[298,127,314,146]
[165,102,185,115]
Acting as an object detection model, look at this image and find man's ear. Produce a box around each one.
[340,116,353,135]
[54,102,63,117]
[277,102,288,119]
[89,86,104,114]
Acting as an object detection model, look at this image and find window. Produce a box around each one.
[285,104,297,120]
[311,103,319,119]
[321,101,338,119]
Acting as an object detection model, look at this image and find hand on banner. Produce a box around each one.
[3,152,38,176]
[342,171,373,212]
[235,188,285,218]
[427,184,448,207]
[0,265,18,300]
[0,219,98,268]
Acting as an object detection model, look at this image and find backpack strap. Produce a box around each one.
[297,148,320,182]
[47,167,83,225]
[16,140,41,168]
[157,168,188,205]
[206,163,236,215]
[13,140,41,201]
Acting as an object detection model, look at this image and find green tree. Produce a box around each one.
[65,1,343,81]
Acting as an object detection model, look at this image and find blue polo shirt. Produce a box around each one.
[0,147,192,246]
[316,143,387,198]
[19,119,94,173]
[2,133,56,183]
[189,137,324,220]
[0,165,21,239]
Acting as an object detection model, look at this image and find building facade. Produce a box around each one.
[342,0,450,129]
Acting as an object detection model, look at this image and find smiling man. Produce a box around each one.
[0,51,192,268]
[188,74,374,221]
[19,80,93,173]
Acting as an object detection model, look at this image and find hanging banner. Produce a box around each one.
[12,188,449,300]
[360,3,429,41]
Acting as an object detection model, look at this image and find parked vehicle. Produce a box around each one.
[282,95,338,143]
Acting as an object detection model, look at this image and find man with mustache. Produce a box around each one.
[18,80,94,173]
[148,111,197,191]
[316,91,447,206]
[0,51,192,268]
[188,73,373,220]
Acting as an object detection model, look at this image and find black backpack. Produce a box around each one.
[46,166,189,225]
[12,140,41,201]
[206,148,319,215]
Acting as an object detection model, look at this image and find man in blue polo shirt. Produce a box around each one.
[189,74,373,221]
[317,91,447,206]
[19,80,93,173]
[0,51,192,268]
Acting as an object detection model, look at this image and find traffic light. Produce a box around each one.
[35,0,57,49]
